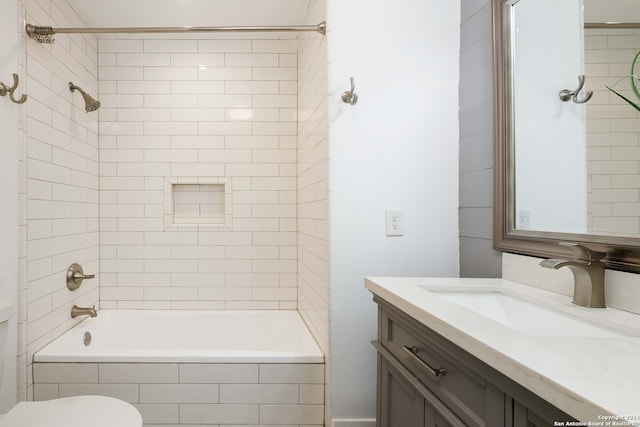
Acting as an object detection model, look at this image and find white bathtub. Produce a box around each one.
[34,310,324,363]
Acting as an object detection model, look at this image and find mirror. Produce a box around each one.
[493,0,640,271]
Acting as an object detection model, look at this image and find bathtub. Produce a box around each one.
[34,309,324,363]
[33,310,325,426]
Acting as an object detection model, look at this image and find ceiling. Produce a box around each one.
[66,0,311,27]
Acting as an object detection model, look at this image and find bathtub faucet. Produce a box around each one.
[71,305,97,318]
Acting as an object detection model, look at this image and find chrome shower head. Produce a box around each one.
[69,82,101,112]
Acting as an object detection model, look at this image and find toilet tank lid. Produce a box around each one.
[0,300,13,323]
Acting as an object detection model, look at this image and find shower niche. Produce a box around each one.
[164,177,233,231]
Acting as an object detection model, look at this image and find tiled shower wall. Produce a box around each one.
[585,29,640,236]
[297,0,329,358]
[22,0,100,400]
[98,35,299,309]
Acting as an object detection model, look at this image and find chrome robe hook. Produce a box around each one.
[341,76,358,105]
[559,75,592,104]
[0,74,27,104]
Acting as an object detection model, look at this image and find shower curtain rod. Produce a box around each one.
[584,22,640,29]
[26,21,326,43]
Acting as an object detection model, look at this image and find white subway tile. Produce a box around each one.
[100,67,144,80]
[179,403,259,424]
[99,364,178,384]
[134,404,179,424]
[225,81,279,94]
[144,287,198,300]
[100,286,143,301]
[99,94,144,108]
[179,364,259,383]
[259,364,324,384]
[34,363,98,383]
[144,40,197,53]
[252,40,297,54]
[171,53,225,67]
[253,67,298,81]
[198,67,252,81]
[262,404,324,424]
[100,39,143,53]
[144,67,198,81]
[144,122,198,136]
[198,40,251,53]
[172,81,225,94]
[220,384,298,404]
[198,287,252,301]
[117,53,170,67]
[225,53,278,67]
[59,383,139,403]
[198,94,252,108]
[140,384,218,404]
[171,108,225,122]
[145,94,198,108]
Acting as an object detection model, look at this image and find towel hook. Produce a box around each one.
[0,74,27,104]
[559,75,592,104]
[341,76,358,105]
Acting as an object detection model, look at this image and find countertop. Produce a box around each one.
[365,277,640,426]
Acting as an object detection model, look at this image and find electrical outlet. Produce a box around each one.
[517,209,530,230]
[385,209,403,236]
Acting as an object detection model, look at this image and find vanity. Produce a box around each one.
[366,0,640,425]
[366,277,640,427]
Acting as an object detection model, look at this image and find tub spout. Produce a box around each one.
[539,242,606,308]
[71,304,97,318]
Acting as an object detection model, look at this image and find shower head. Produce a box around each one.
[69,82,100,112]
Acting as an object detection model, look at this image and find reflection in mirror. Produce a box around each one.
[493,0,640,271]
[512,0,640,238]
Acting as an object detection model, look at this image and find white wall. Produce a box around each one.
[326,0,461,421]
[0,0,21,412]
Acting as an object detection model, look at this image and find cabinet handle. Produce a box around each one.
[403,345,447,377]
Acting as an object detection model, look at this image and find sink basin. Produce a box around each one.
[421,287,634,338]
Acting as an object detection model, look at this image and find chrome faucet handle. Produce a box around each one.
[558,242,605,263]
[66,263,96,291]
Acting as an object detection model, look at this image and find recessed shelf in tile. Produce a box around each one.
[164,177,232,231]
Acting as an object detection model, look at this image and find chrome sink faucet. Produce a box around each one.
[71,304,97,318]
[539,242,606,308]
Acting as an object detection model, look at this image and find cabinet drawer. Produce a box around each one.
[380,307,489,427]
[376,340,466,427]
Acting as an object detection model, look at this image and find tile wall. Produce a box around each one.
[585,29,640,236]
[97,35,300,310]
[33,361,325,426]
[297,0,329,358]
[22,0,100,400]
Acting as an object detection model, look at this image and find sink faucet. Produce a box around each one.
[71,304,97,318]
[539,242,606,308]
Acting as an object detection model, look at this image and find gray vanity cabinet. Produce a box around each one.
[373,296,576,427]
[377,343,466,427]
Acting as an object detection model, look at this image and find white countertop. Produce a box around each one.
[365,277,640,426]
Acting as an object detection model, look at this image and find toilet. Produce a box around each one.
[0,299,142,427]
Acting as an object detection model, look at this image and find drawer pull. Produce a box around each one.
[403,345,447,377]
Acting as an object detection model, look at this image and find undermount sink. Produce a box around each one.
[421,287,635,338]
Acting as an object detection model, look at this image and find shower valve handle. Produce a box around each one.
[67,263,96,291]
